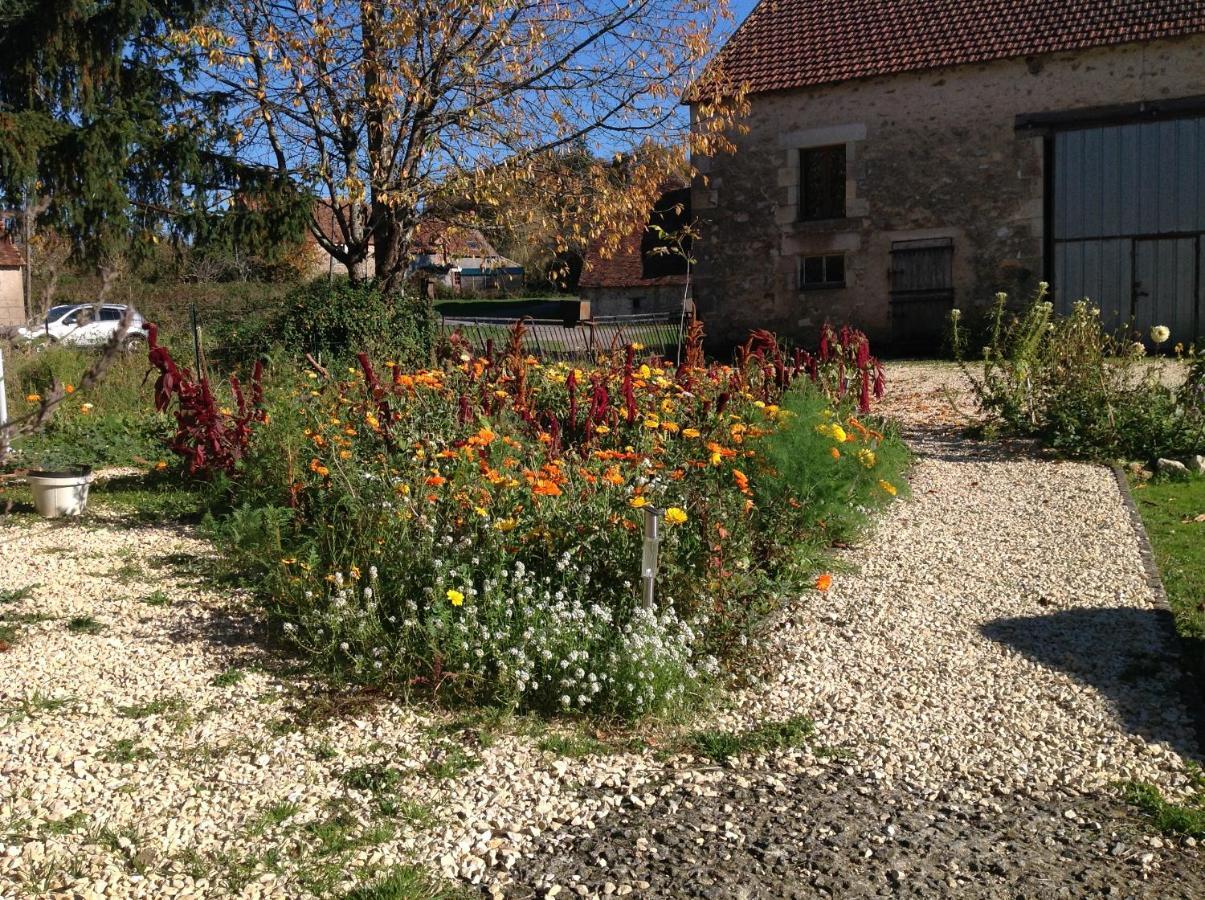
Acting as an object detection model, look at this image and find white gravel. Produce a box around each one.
[0,366,1199,898]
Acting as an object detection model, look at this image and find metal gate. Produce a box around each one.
[1052,115,1205,344]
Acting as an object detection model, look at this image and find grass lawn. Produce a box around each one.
[1131,474,1205,672]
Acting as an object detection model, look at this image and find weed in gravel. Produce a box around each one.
[109,561,146,584]
[2,692,76,724]
[100,738,155,764]
[1122,768,1205,840]
[377,799,436,828]
[248,801,300,835]
[43,812,89,835]
[0,584,38,603]
[116,696,185,719]
[141,590,172,607]
[423,743,481,779]
[210,667,246,687]
[312,739,338,761]
[536,732,605,758]
[688,715,816,763]
[341,865,466,899]
[66,616,106,635]
[341,763,406,794]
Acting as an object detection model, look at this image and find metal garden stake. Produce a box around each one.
[641,506,662,609]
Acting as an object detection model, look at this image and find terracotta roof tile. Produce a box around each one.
[703,0,1205,96]
[0,239,24,267]
[579,188,690,289]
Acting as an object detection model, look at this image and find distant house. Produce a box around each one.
[0,236,26,329]
[305,205,523,293]
[578,186,692,317]
[409,220,524,294]
[690,0,1205,350]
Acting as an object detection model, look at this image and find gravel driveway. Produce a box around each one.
[1,362,1201,898]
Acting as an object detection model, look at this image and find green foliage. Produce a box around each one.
[1122,769,1205,839]
[341,866,465,900]
[0,584,38,604]
[276,280,435,367]
[536,731,605,758]
[951,286,1204,460]
[0,0,308,266]
[1131,474,1205,681]
[6,347,170,470]
[66,616,105,635]
[687,715,816,763]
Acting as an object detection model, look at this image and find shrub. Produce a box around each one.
[4,346,170,470]
[214,324,907,719]
[276,280,434,367]
[951,286,1204,460]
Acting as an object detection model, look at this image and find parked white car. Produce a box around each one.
[17,304,146,350]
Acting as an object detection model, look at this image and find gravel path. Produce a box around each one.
[1,363,1201,898]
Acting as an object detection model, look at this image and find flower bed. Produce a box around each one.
[171,324,907,718]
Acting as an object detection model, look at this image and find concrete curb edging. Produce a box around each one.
[1110,463,1205,757]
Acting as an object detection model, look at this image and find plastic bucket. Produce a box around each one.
[27,466,94,518]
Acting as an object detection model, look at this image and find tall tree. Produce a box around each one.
[0,0,308,290]
[170,0,744,292]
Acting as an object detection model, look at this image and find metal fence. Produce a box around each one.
[441,313,684,362]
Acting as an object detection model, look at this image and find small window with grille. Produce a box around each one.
[800,254,846,290]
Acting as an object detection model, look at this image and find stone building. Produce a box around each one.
[691,0,1205,351]
[578,186,692,317]
[0,236,26,329]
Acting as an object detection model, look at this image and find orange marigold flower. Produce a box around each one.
[830,447,840,460]
[602,466,624,486]
[815,573,833,592]
[732,469,751,494]
[425,475,447,487]
[532,479,562,497]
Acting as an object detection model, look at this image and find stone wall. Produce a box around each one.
[581,285,686,318]
[0,268,24,328]
[692,35,1205,350]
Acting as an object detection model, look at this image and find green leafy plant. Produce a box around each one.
[687,715,815,763]
[276,280,434,367]
[951,286,1204,459]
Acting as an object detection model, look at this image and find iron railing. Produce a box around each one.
[441,313,684,362]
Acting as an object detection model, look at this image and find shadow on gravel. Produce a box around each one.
[901,427,1046,464]
[982,607,1201,763]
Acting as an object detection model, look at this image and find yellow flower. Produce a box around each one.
[628,496,648,508]
[642,415,660,429]
[365,413,380,429]
[709,450,723,466]
[857,449,876,468]
[665,507,688,525]
[494,518,518,532]
[630,342,645,351]
[878,479,898,496]
[80,402,94,415]
[661,421,679,433]
[446,589,465,606]
[154,460,168,471]
[594,424,610,435]
[830,424,847,443]
[681,427,701,439]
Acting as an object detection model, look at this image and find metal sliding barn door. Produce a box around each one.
[1052,115,1204,345]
